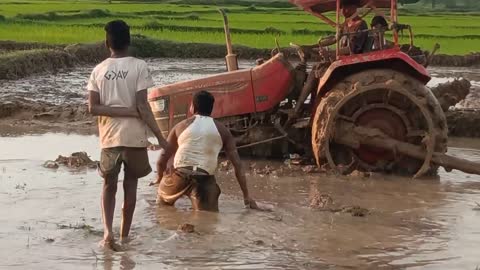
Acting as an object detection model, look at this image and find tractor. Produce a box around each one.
[148,0,480,177]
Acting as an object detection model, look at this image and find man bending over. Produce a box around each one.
[152,91,257,211]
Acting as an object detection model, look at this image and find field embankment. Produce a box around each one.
[2,36,480,80]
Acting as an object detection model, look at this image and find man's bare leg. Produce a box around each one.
[101,176,118,245]
[120,175,138,242]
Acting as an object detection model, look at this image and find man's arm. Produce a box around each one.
[215,121,258,209]
[318,35,337,47]
[88,91,139,117]
[150,127,178,186]
[135,90,168,149]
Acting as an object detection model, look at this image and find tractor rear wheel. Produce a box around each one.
[312,69,448,176]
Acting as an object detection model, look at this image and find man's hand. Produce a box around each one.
[244,198,259,210]
[88,91,140,118]
[136,90,168,148]
[148,179,160,186]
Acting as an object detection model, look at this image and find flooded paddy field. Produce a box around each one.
[0,134,480,269]
[1,58,480,269]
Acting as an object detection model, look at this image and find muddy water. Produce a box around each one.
[1,134,480,269]
[1,58,479,109]
[1,59,480,269]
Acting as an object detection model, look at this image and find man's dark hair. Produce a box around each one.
[193,91,215,116]
[104,20,131,50]
[371,16,388,28]
[341,0,360,7]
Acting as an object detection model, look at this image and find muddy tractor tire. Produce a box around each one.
[312,69,448,176]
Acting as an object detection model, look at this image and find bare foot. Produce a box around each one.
[99,238,123,252]
[120,236,133,245]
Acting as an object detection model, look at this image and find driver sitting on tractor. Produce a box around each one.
[370,15,393,50]
[305,0,369,57]
[338,0,369,54]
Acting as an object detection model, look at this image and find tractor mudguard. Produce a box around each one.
[317,48,431,98]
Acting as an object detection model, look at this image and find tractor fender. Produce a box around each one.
[317,48,431,98]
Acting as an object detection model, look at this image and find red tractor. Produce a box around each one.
[149,0,479,177]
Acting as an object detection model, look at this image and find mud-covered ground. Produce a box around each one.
[1,134,480,269]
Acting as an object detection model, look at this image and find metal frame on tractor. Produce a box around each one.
[290,0,431,96]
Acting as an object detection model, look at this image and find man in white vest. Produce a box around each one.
[152,91,257,211]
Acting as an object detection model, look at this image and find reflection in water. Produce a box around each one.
[101,252,136,270]
[0,134,479,269]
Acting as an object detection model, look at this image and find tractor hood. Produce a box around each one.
[290,0,393,14]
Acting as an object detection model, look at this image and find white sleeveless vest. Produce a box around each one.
[174,115,223,174]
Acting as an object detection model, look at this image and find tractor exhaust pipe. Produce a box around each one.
[219,9,238,71]
[425,43,440,68]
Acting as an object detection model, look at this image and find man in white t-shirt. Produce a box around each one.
[87,20,168,248]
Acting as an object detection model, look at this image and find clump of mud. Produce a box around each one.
[310,193,334,209]
[431,79,471,112]
[177,223,195,233]
[309,187,369,217]
[44,152,98,169]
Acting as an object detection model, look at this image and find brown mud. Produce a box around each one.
[45,152,98,169]
[1,133,480,269]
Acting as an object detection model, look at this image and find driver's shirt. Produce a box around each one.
[341,18,368,54]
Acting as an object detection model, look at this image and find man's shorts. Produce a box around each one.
[157,168,221,211]
[99,147,152,179]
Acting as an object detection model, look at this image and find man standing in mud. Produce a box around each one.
[87,20,168,248]
[151,91,258,211]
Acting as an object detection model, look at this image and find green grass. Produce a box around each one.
[1,0,479,55]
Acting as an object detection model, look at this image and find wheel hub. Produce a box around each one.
[355,108,407,166]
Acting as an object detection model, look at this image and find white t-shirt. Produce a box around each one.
[87,57,154,149]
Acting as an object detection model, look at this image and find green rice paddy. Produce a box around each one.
[1,0,479,55]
